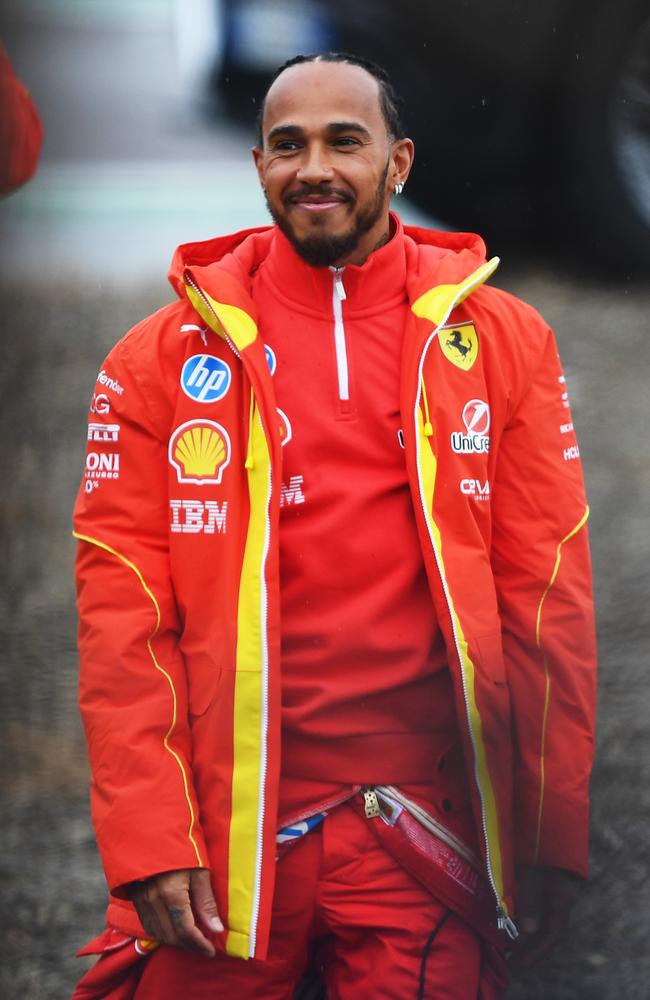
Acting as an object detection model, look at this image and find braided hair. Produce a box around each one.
[256,52,406,144]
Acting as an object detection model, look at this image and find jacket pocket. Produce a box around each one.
[472,631,507,685]
[188,658,223,719]
[469,632,514,802]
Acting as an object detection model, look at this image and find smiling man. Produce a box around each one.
[253,58,410,267]
[72,54,596,999]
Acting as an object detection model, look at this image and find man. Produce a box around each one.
[73,53,596,999]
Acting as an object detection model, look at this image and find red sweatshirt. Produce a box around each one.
[248,222,457,791]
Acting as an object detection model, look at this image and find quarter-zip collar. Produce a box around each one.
[259,213,409,318]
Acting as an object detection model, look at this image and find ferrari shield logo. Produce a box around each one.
[438,322,478,371]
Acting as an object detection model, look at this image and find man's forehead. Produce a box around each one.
[262,61,385,136]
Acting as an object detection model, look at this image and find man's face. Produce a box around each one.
[253,61,412,268]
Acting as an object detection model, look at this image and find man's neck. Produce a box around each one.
[333,220,393,268]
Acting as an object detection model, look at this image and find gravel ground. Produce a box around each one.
[1,261,649,999]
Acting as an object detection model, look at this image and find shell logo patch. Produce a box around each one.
[438,322,478,371]
[169,419,231,485]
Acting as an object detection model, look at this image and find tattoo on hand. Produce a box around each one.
[169,907,185,928]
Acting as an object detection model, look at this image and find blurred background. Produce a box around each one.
[1,1,649,997]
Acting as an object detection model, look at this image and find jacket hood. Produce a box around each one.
[168,215,492,307]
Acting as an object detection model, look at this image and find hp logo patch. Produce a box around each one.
[265,345,277,376]
[181,354,231,403]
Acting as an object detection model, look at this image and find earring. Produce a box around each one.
[393,182,404,196]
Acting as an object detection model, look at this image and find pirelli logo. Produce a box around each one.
[87,423,120,442]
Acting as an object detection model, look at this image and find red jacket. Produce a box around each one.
[73,219,596,959]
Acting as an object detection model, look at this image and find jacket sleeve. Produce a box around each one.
[490,311,597,878]
[74,330,208,895]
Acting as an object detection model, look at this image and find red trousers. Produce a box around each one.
[131,804,507,1000]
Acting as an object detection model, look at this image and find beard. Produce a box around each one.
[265,162,389,267]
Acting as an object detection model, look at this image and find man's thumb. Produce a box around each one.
[191,868,224,933]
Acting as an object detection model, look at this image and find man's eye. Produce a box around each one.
[274,141,300,151]
[334,137,360,147]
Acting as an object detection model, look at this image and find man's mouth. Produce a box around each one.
[285,189,352,213]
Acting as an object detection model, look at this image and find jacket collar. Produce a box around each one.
[169,214,494,326]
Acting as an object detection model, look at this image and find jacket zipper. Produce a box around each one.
[183,271,242,360]
[413,278,518,941]
[183,269,272,956]
[248,459,272,957]
[330,267,351,413]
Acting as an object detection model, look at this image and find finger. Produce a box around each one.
[166,901,216,957]
[143,883,185,948]
[510,888,574,969]
[157,876,216,957]
[516,866,544,935]
[133,893,169,945]
[190,869,224,934]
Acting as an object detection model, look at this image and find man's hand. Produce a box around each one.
[128,867,223,957]
[509,865,582,970]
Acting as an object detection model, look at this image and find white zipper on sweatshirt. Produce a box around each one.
[330,267,350,403]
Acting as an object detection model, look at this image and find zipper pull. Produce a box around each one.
[331,268,347,301]
[363,787,380,819]
[496,906,518,940]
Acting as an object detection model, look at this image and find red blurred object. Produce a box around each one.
[0,44,43,195]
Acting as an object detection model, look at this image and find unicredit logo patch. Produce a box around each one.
[462,399,490,435]
[451,399,491,454]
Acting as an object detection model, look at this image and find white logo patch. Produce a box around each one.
[460,478,491,501]
[97,370,124,396]
[85,452,120,479]
[90,393,110,415]
[169,499,229,534]
[451,399,491,454]
[87,423,120,443]
[558,375,570,409]
[280,475,305,507]
[180,323,208,346]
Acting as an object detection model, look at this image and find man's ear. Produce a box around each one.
[389,137,415,191]
[252,146,265,189]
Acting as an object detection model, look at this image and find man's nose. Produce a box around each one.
[295,143,334,184]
